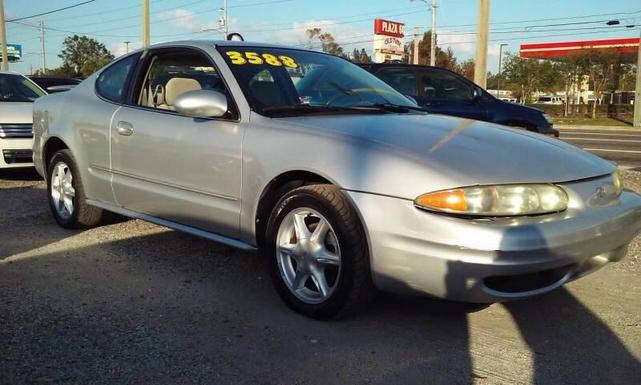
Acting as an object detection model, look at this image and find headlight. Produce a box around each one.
[613,170,623,196]
[543,113,553,125]
[415,184,569,217]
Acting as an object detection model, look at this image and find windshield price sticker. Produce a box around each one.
[225,51,298,68]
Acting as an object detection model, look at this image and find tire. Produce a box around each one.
[47,149,103,229]
[264,184,376,319]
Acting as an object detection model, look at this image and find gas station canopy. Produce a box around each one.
[520,37,640,61]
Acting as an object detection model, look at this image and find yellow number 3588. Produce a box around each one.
[225,51,298,68]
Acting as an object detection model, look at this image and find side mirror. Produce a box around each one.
[472,86,483,101]
[174,89,228,118]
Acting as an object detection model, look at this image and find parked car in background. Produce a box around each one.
[0,71,47,168]
[33,41,641,319]
[360,63,559,137]
[536,96,563,105]
[28,76,81,94]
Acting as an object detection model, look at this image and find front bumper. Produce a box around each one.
[0,138,34,169]
[346,176,641,303]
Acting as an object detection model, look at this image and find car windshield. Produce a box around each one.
[218,46,418,116]
[0,74,46,102]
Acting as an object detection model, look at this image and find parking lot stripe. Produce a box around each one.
[582,148,641,154]
[561,138,640,143]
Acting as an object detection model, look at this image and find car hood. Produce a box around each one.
[284,113,614,189]
[0,102,33,124]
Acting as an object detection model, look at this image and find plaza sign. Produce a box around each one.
[373,19,405,63]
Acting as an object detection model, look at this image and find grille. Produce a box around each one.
[0,124,34,138]
[3,149,33,164]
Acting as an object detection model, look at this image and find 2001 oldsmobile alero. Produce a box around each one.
[33,41,641,318]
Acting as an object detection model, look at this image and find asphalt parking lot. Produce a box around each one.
[1,168,640,385]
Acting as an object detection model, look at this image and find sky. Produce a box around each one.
[3,0,641,75]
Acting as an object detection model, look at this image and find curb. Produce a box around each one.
[555,124,640,131]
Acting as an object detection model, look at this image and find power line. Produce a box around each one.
[6,0,96,22]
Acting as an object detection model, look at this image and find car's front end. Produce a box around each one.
[0,103,36,169]
[348,171,641,302]
[0,73,47,169]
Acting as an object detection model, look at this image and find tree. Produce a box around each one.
[407,30,457,70]
[305,28,346,57]
[351,48,371,63]
[501,53,556,104]
[455,59,475,81]
[58,35,114,78]
[580,49,620,118]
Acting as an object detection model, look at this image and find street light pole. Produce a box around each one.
[39,21,46,73]
[0,0,8,71]
[634,28,641,127]
[224,0,228,38]
[497,43,507,97]
[430,0,436,66]
[124,41,131,53]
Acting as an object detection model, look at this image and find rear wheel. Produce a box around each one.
[47,150,103,228]
[265,184,376,319]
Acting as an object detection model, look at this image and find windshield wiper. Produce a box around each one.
[362,103,429,113]
[261,104,389,116]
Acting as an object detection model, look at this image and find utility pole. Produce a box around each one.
[39,20,46,73]
[474,0,490,87]
[142,0,150,47]
[429,0,436,66]
[634,29,641,127]
[497,43,507,97]
[0,0,8,71]
[223,0,228,38]
[413,26,420,65]
[124,41,131,53]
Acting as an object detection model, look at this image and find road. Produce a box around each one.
[1,169,640,385]
[559,126,641,169]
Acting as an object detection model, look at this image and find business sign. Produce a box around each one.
[373,19,405,63]
[374,19,406,38]
[0,44,22,62]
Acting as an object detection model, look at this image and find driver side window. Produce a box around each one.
[419,70,474,102]
[135,50,231,114]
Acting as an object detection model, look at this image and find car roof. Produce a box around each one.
[147,39,308,51]
[359,63,443,70]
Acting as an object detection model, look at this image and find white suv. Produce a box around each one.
[0,71,46,168]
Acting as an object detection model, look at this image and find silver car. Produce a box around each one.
[32,41,641,318]
[0,71,46,168]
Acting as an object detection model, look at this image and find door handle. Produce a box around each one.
[116,121,134,136]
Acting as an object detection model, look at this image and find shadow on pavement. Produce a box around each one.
[0,168,43,181]
[505,288,641,384]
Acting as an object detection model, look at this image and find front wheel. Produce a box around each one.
[47,149,103,229]
[265,184,375,319]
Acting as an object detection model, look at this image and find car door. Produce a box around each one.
[416,68,489,121]
[110,47,244,238]
[373,66,420,101]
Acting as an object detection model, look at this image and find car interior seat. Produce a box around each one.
[161,77,202,111]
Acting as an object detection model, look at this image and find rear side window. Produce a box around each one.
[96,54,138,103]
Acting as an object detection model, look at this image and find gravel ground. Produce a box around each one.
[1,168,640,385]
